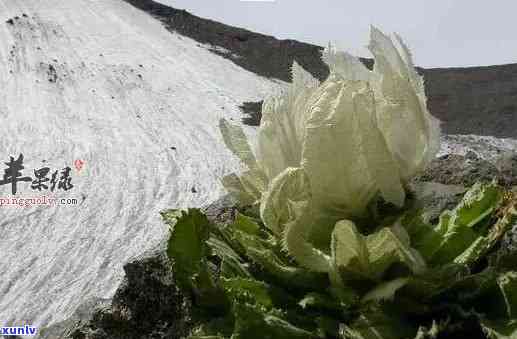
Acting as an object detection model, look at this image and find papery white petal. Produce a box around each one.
[368,26,441,180]
[260,166,311,237]
[353,83,405,207]
[323,44,372,82]
[302,76,377,218]
[219,118,258,170]
[256,62,320,180]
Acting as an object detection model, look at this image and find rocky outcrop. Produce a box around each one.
[38,196,239,339]
[425,64,517,137]
[408,150,517,224]
[239,101,264,127]
[416,149,517,188]
[39,249,194,339]
[37,298,111,339]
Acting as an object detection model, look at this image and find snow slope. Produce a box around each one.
[0,0,283,328]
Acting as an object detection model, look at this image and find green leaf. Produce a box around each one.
[449,181,502,229]
[498,271,517,319]
[366,224,426,278]
[219,256,251,279]
[162,208,228,311]
[315,316,341,338]
[331,220,371,282]
[233,212,262,236]
[214,217,275,261]
[220,220,328,290]
[435,181,502,245]
[453,237,490,266]
[427,222,479,266]
[232,302,317,339]
[340,306,416,339]
[399,263,470,302]
[331,220,425,288]
[221,277,274,310]
[435,267,499,308]
[162,208,211,289]
[403,182,504,266]
[362,277,409,304]
[188,316,234,339]
[399,210,443,261]
[457,197,517,266]
[245,243,328,291]
[481,319,517,339]
[207,236,250,278]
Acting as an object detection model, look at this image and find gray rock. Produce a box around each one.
[416,151,499,187]
[415,150,517,188]
[40,246,193,339]
[38,195,239,339]
[201,193,237,226]
[408,181,466,224]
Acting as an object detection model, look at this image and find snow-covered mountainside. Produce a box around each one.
[0,0,283,328]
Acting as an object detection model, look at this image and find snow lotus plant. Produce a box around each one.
[161,27,517,339]
[219,26,440,273]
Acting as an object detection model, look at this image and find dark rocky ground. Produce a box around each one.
[417,151,517,187]
[239,101,263,127]
[37,196,238,339]
[38,251,192,339]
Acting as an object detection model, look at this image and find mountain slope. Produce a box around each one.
[127,0,517,138]
[0,0,282,328]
